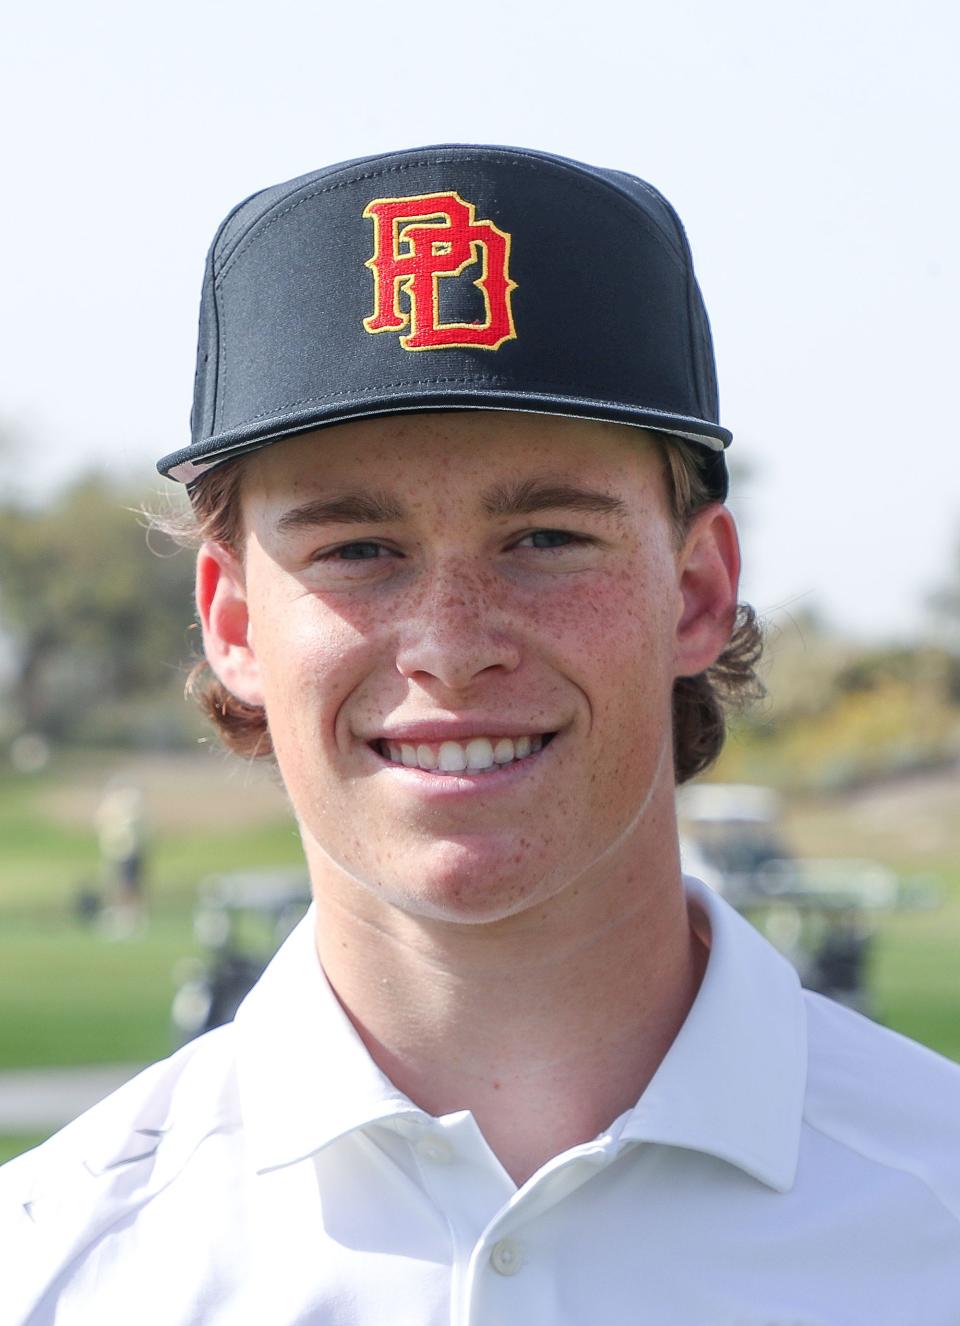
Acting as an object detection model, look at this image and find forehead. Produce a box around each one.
[240,412,667,511]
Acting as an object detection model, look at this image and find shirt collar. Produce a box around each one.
[236,877,807,1190]
[619,876,806,1192]
[234,909,420,1172]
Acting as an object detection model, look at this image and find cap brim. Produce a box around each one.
[160,392,730,494]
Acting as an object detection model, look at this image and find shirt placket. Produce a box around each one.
[400,1110,633,1326]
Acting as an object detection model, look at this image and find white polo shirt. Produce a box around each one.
[3,877,959,1324]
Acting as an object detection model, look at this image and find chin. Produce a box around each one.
[361,833,564,926]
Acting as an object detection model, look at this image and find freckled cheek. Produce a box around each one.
[531,573,674,671]
[552,575,678,771]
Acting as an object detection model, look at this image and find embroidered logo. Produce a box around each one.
[363,192,517,351]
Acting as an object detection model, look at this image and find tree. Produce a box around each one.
[0,473,196,740]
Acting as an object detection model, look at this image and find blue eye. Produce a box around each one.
[334,542,383,560]
[523,530,579,548]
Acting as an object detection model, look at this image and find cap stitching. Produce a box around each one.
[213,154,687,287]
[210,380,721,427]
[217,268,229,435]
[197,206,244,443]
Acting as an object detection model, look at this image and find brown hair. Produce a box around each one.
[179,434,763,782]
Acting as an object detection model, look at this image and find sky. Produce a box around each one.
[1,0,957,641]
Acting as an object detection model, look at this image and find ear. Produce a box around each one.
[673,504,741,678]
[195,542,265,706]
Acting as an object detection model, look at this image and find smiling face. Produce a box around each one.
[198,412,739,927]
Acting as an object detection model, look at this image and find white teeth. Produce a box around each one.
[416,744,437,770]
[465,738,494,770]
[438,741,468,772]
[380,734,549,773]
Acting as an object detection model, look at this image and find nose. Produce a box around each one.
[394,560,522,692]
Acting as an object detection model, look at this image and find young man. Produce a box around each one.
[3,145,959,1323]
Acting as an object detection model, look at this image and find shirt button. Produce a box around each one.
[415,1136,453,1164]
[489,1238,524,1276]
[393,1116,428,1140]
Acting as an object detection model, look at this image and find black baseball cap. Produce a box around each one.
[158,144,731,498]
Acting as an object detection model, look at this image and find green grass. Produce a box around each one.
[0,781,100,903]
[0,750,303,1072]
[777,786,960,1062]
[0,912,200,1068]
[0,1134,49,1166]
[871,898,960,1062]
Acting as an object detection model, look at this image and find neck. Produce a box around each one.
[306,816,706,1186]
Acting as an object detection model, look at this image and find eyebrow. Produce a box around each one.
[272,475,626,533]
[481,476,627,519]
[274,491,405,533]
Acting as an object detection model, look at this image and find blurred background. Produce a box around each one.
[1,0,958,1162]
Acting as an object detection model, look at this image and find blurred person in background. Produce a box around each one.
[94,779,147,935]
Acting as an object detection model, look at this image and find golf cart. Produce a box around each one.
[171,868,311,1043]
[678,783,900,1014]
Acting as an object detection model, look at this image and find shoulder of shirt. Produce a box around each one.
[0,1021,241,1304]
[802,989,960,1221]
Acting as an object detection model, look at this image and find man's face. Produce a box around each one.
[200,412,737,925]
